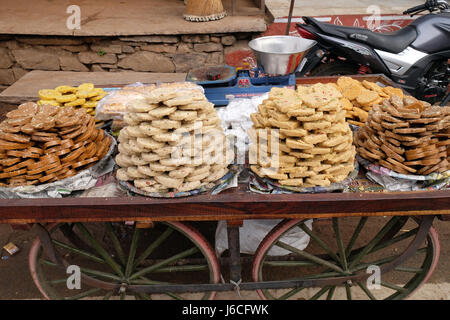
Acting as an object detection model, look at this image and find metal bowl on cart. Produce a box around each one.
[248,35,316,75]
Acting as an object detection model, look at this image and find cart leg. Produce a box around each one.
[226,221,242,285]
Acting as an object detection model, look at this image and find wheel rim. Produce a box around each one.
[252,216,439,300]
[29,221,220,300]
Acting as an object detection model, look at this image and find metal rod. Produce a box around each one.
[285,0,296,35]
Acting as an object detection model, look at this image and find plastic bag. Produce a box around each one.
[95,82,151,121]
[95,82,205,121]
[215,219,313,256]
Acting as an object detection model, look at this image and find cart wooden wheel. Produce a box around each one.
[29,221,220,300]
[252,216,439,300]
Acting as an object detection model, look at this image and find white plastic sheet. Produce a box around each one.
[215,219,313,256]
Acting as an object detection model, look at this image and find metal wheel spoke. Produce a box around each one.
[350,254,400,273]
[75,223,124,277]
[49,278,68,285]
[41,259,57,267]
[41,259,121,282]
[150,264,208,273]
[278,287,305,300]
[276,241,346,275]
[358,282,377,300]
[105,223,127,266]
[310,286,331,300]
[371,228,419,253]
[332,218,348,270]
[125,228,141,278]
[52,239,105,264]
[298,222,342,265]
[133,227,174,268]
[129,246,199,280]
[326,286,335,300]
[345,283,352,300]
[345,217,368,257]
[65,288,103,300]
[348,217,400,269]
[80,267,122,282]
[380,281,408,293]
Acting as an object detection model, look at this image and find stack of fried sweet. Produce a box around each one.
[336,76,405,127]
[249,84,356,187]
[355,94,449,175]
[115,83,233,193]
[0,102,110,187]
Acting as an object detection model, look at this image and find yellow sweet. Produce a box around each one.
[65,98,86,107]
[56,94,77,103]
[90,93,107,101]
[55,85,77,94]
[76,90,98,99]
[77,83,95,91]
[38,89,61,100]
[37,100,60,107]
[82,101,98,109]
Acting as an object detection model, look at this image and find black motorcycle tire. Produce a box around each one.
[310,62,359,76]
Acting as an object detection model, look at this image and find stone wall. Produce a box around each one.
[0,33,255,91]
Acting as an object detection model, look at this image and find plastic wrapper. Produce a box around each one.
[0,135,116,199]
[95,83,151,121]
[215,219,313,256]
[216,94,267,163]
[357,155,450,191]
[95,82,205,122]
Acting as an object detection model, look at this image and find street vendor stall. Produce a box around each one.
[0,37,448,300]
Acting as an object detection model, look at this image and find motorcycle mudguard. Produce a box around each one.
[295,44,324,76]
[316,33,391,74]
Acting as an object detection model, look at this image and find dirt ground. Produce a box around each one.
[0,217,448,300]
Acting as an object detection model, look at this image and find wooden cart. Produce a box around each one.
[0,72,448,300]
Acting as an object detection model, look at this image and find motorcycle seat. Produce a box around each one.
[303,17,418,54]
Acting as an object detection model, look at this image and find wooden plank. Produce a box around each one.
[0,0,265,36]
[0,71,187,105]
[0,185,447,224]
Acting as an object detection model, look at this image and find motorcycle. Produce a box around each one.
[295,0,450,105]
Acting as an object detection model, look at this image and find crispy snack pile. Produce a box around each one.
[355,95,450,175]
[337,76,406,127]
[115,83,233,193]
[249,84,356,187]
[0,103,110,187]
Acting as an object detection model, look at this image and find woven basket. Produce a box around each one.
[183,0,227,22]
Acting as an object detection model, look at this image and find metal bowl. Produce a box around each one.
[248,36,316,75]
